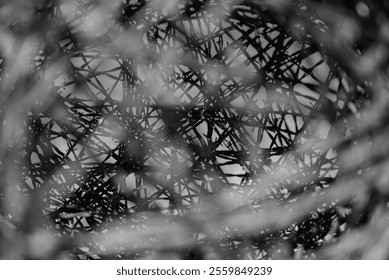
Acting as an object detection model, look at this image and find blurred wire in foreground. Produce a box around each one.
[1,0,389,259]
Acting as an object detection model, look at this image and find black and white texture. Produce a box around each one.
[0,0,387,259]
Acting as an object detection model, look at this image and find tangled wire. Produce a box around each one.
[0,0,389,259]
